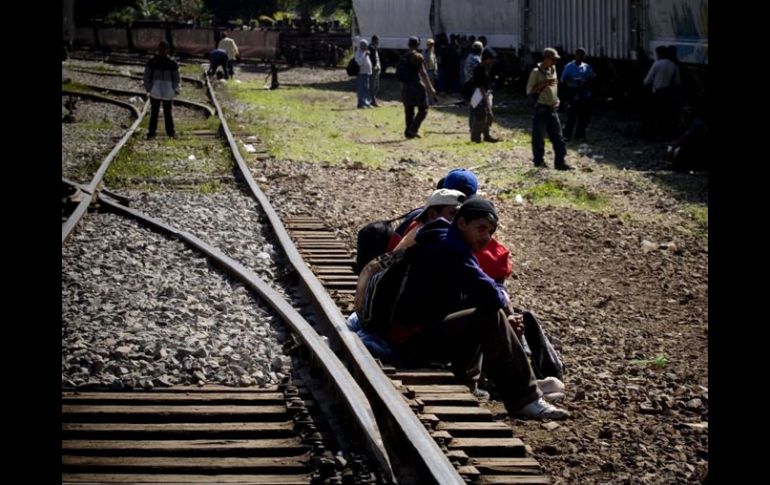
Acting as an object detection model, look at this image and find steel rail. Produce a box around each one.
[205,72,465,484]
[65,65,205,87]
[96,193,395,484]
[64,83,214,117]
[61,90,140,118]
[61,99,149,245]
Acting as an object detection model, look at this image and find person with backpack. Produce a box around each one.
[469,49,500,143]
[399,36,436,139]
[354,188,466,315]
[368,198,570,420]
[355,39,373,109]
[369,35,382,107]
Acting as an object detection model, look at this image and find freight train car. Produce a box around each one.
[352,0,707,65]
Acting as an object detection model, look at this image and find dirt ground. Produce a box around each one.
[223,63,708,484]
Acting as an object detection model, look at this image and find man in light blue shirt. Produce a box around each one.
[560,47,596,141]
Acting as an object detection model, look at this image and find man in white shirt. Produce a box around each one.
[644,45,681,139]
[217,33,240,79]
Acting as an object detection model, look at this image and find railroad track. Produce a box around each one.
[62,55,552,484]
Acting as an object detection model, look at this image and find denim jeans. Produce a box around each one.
[370,68,381,103]
[532,104,566,166]
[357,73,371,108]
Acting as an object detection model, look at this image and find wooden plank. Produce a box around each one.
[62,473,313,483]
[390,371,457,385]
[446,449,469,464]
[63,392,285,404]
[62,455,309,473]
[412,393,479,406]
[421,406,494,422]
[307,258,356,264]
[62,405,288,422]
[437,421,514,438]
[448,437,526,457]
[76,385,280,393]
[313,268,356,275]
[457,465,480,477]
[317,275,358,281]
[470,457,543,475]
[409,385,471,393]
[478,476,551,484]
[62,439,308,455]
[62,422,295,439]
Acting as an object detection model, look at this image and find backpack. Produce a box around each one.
[346,57,360,76]
[359,247,414,332]
[396,52,417,83]
[355,210,415,273]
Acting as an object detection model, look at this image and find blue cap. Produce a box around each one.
[442,168,478,196]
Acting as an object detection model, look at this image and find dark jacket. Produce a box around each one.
[143,55,180,100]
[392,218,507,326]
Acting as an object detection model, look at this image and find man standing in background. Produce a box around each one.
[217,33,240,79]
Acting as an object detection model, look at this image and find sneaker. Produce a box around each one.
[146,133,156,140]
[515,397,570,420]
[536,376,565,395]
[534,161,547,168]
[483,136,500,143]
[471,387,490,400]
[542,391,566,403]
[555,163,573,171]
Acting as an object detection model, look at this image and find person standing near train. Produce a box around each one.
[526,47,570,170]
[560,47,596,142]
[369,35,382,107]
[355,38,373,108]
[401,36,436,138]
[143,40,179,139]
[217,33,240,79]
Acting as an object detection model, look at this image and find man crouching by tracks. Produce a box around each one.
[361,198,569,420]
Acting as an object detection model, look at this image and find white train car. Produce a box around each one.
[434,0,522,51]
[353,0,707,65]
[351,0,434,50]
[527,0,707,65]
[645,0,707,64]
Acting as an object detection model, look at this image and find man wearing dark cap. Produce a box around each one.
[401,36,437,139]
[526,47,571,170]
[379,198,570,420]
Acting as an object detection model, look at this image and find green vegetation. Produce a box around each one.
[522,179,608,211]
[102,117,230,192]
[226,82,524,168]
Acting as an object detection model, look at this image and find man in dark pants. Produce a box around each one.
[143,41,180,139]
[526,47,570,170]
[208,48,229,79]
[381,199,570,420]
[560,47,596,142]
[401,36,436,139]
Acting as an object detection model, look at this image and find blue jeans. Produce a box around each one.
[357,73,371,108]
[532,104,566,167]
[370,68,381,103]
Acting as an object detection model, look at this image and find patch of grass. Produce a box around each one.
[179,63,204,78]
[523,179,608,211]
[225,81,527,167]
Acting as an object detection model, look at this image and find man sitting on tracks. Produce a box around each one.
[368,198,570,420]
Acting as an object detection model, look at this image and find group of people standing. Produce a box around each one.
[353,35,383,108]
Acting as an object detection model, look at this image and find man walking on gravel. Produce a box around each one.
[143,40,180,139]
[400,36,437,139]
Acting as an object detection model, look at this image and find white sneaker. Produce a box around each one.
[516,397,570,420]
[542,391,566,403]
[536,376,565,395]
